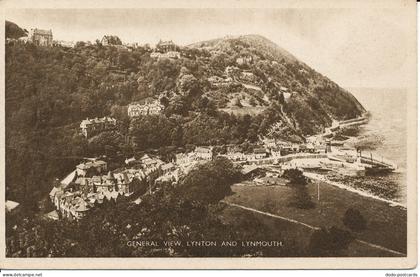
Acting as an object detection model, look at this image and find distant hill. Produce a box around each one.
[189,34,298,63]
[188,34,365,136]
[5,21,28,39]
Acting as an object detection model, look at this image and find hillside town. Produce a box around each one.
[5,19,407,260]
[47,146,213,220]
[42,106,396,222]
[7,27,398,222]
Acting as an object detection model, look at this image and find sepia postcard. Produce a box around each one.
[0,0,417,269]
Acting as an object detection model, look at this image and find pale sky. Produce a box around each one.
[5,8,414,88]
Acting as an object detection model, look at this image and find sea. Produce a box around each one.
[347,88,407,204]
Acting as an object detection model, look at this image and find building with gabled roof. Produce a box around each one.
[101,35,122,46]
[76,160,107,177]
[156,40,177,53]
[5,200,20,213]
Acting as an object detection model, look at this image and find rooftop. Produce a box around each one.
[5,200,20,212]
[31,28,52,35]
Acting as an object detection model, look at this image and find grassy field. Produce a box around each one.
[222,180,407,256]
[220,204,311,256]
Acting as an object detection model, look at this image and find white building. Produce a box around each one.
[80,117,117,138]
[128,100,163,117]
[194,147,213,160]
[150,51,180,59]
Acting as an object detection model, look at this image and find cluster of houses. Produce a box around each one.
[79,117,117,138]
[175,146,212,164]
[46,130,343,221]
[48,154,168,220]
[219,138,330,164]
[127,100,164,117]
[219,147,268,162]
[47,146,217,221]
[8,26,175,54]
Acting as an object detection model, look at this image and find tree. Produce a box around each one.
[287,185,315,210]
[177,74,200,97]
[160,96,169,107]
[282,169,307,185]
[165,95,188,116]
[6,21,28,39]
[178,158,240,204]
[342,208,367,232]
[129,115,175,150]
[283,169,314,209]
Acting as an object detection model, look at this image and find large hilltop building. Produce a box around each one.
[151,40,180,59]
[156,40,177,53]
[101,35,122,46]
[29,28,53,46]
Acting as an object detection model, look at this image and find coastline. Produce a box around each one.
[303,172,405,209]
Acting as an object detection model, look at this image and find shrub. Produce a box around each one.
[343,208,367,232]
[308,226,354,256]
[287,185,315,210]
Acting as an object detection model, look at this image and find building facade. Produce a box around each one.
[194,147,214,160]
[128,100,163,117]
[101,35,122,46]
[156,40,177,53]
[29,28,53,46]
[80,117,117,138]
